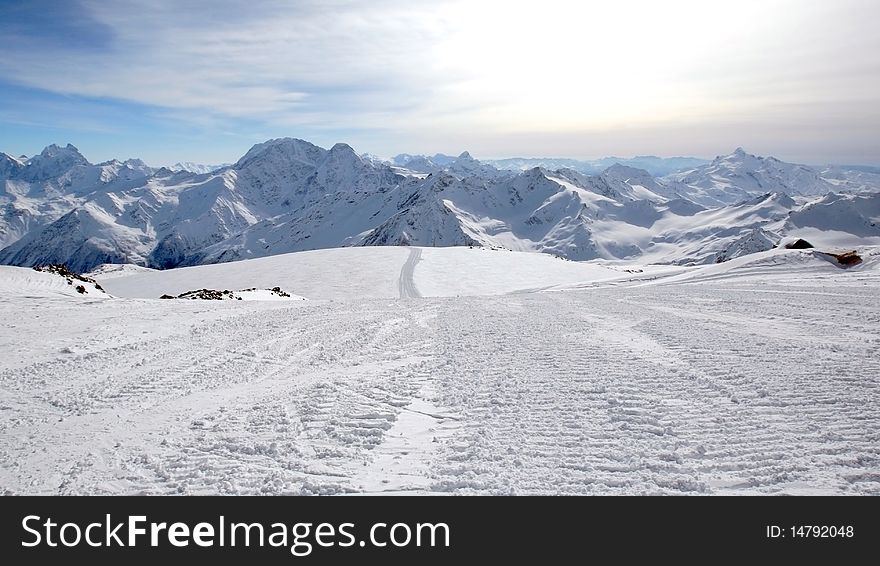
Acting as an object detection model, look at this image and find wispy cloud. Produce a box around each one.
[0,0,878,163]
[1,0,458,123]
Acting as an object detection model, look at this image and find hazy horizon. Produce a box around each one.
[2,0,878,165]
[5,139,880,170]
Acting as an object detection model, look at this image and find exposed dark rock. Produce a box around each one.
[784,238,814,250]
[271,286,290,297]
[159,286,296,300]
[32,264,105,294]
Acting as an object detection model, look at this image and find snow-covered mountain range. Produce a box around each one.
[391,153,709,177]
[168,162,232,175]
[1,140,878,272]
[663,147,841,207]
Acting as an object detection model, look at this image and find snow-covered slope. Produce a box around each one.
[85,263,158,279]
[599,164,679,202]
[98,246,629,300]
[638,247,859,286]
[0,265,107,298]
[781,190,880,248]
[3,243,879,496]
[820,165,880,193]
[101,247,410,300]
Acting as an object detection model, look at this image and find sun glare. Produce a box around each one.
[434,0,789,131]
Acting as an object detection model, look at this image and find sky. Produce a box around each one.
[1,0,878,166]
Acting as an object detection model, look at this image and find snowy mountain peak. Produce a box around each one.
[603,163,650,178]
[762,192,796,208]
[360,153,388,165]
[169,162,230,175]
[716,147,759,164]
[330,142,354,152]
[121,158,155,176]
[665,148,838,206]
[522,166,548,179]
[17,143,90,183]
[31,143,88,165]
[328,142,361,161]
[1,152,25,166]
[444,150,506,180]
[0,152,25,181]
[235,137,325,169]
[392,153,458,167]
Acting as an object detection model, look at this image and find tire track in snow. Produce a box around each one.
[398,247,422,299]
[2,270,877,495]
[0,301,439,494]
[423,285,880,495]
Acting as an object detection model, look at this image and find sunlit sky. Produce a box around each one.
[1,0,878,165]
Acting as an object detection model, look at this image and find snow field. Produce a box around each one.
[1,247,878,495]
[98,247,631,300]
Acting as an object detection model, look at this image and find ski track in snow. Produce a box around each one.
[398,247,422,299]
[1,276,878,495]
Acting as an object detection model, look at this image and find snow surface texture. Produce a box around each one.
[1,246,878,495]
[2,142,878,272]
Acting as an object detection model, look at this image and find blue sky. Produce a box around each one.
[1,0,878,166]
